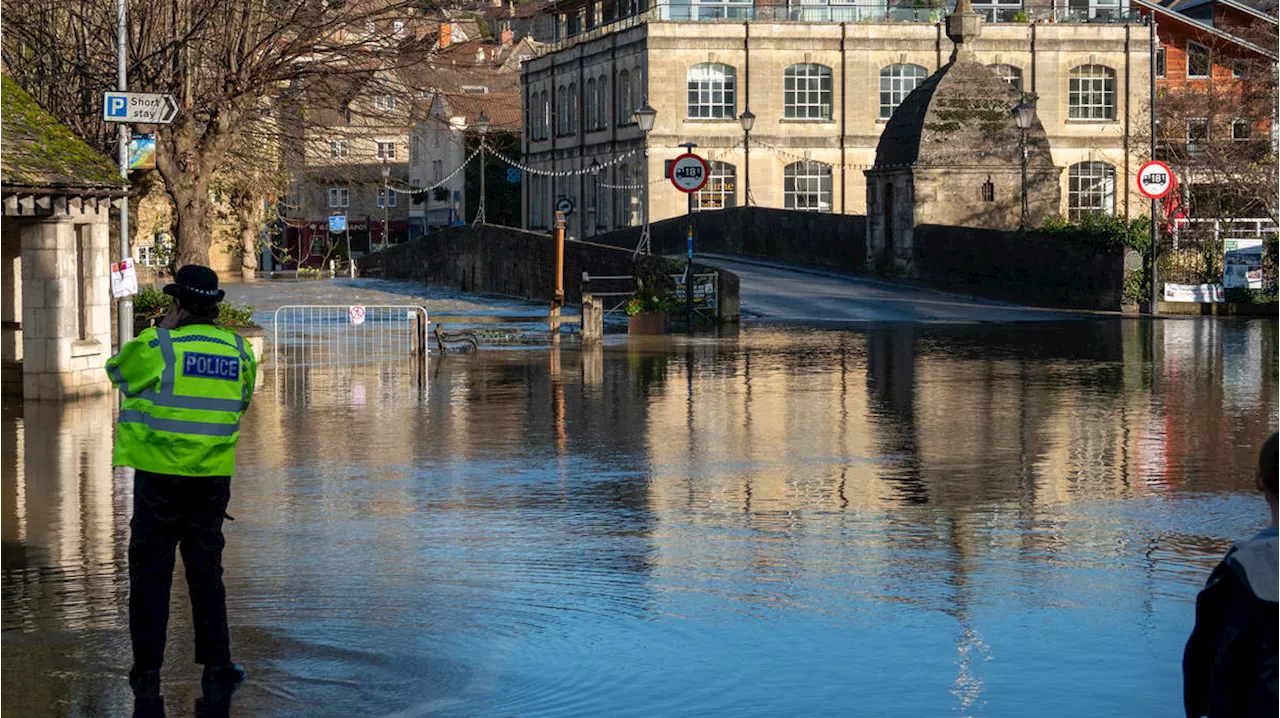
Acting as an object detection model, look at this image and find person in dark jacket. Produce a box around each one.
[1183,432,1278,718]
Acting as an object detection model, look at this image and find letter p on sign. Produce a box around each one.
[107,96,127,118]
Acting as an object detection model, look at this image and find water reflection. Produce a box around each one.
[2,319,1276,717]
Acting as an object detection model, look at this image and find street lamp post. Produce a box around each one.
[679,140,698,331]
[739,108,755,206]
[473,109,490,226]
[381,160,390,250]
[1012,94,1036,232]
[589,158,601,234]
[633,100,657,256]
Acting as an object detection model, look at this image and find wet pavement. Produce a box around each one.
[2,279,1277,717]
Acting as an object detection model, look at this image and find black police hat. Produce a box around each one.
[164,265,225,305]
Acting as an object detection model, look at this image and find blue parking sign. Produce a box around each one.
[105,94,128,118]
[329,215,347,232]
[506,168,521,183]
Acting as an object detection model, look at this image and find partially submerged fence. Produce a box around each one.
[271,305,429,398]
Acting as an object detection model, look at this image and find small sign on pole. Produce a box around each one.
[349,305,366,325]
[329,215,347,233]
[669,153,710,193]
[102,92,179,124]
[1137,160,1174,200]
[111,258,139,298]
[128,134,156,170]
[556,197,575,216]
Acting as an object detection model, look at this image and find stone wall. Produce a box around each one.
[592,207,867,272]
[912,224,1125,310]
[4,209,115,399]
[357,224,741,321]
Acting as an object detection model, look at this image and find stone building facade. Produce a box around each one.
[1,77,129,399]
[520,0,1152,241]
[866,1,1063,271]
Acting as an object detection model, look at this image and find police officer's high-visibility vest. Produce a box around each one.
[106,324,256,477]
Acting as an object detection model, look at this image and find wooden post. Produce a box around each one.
[551,211,566,338]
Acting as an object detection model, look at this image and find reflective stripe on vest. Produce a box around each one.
[118,409,240,437]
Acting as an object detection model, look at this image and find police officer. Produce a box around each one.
[107,265,256,703]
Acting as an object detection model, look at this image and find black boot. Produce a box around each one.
[129,667,162,701]
[201,663,246,686]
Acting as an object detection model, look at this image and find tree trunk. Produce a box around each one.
[168,174,216,269]
[238,222,260,272]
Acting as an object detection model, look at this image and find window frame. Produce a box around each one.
[1186,116,1209,156]
[375,94,398,111]
[328,187,350,208]
[687,63,738,120]
[1068,65,1117,121]
[617,69,632,125]
[597,76,608,130]
[375,140,397,161]
[1186,41,1211,79]
[1067,162,1115,221]
[377,188,398,208]
[329,139,349,158]
[879,64,928,120]
[1231,118,1251,140]
[783,160,833,213]
[1155,47,1166,78]
[988,64,1023,93]
[586,78,598,130]
[693,161,737,211]
[784,64,834,121]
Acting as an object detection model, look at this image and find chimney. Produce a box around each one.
[439,22,451,48]
[509,0,516,16]
[476,47,486,63]
[500,22,514,46]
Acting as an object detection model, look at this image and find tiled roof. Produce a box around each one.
[437,92,523,131]
[1,76,128,190]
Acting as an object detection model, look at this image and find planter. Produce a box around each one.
[628,311,668,335]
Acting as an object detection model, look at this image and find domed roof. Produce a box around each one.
[872,60,1051,171]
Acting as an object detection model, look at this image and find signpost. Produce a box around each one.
[556,197,575,217]
[102,92,179,124]
[330,215,353,278]
[1137,161,1175,309]
[349,305,366,326]
[671,148,708,331]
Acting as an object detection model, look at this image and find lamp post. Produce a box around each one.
[473,109,490,226]
[633,100,657,256]
[380,160,390,250]
[679,140,698,331]
[1012,94,1036,232]
[739,108,755,206]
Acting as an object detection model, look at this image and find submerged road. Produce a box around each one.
[696,254,1090,323]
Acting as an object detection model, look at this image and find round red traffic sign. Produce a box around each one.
[1137,160,1175,199]
[349,305,366,326]
[669,153,710,193]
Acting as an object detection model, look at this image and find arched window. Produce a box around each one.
[568,82,578,134]
[617,69,631,124]
[542,90,552,139]
[556,85,568,135]
[687,63,737,119]
[879,64,927,119]
[784,161,832,212]
[694,161,737,210]
[784,64,833,120]
[597,76,608,129]
[586,78,597,130]
[988,64,1023,92]
[1068,65,1116,120]
[1068,162,1116,220]
[631,68,643,117]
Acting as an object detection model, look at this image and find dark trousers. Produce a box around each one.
[129,469,233,671]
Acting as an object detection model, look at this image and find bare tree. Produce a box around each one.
[3,0,432,268]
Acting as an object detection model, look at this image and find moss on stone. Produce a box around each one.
[1,76,128,189]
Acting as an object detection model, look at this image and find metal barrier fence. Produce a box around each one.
[271,305,429,397]
[582,272,720,317]
[1162,218,1278,289]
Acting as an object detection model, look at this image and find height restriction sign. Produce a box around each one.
[1137,160,1175,199]
[669,153,710,193]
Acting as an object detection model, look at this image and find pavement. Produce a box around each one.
[694,253,1103,323]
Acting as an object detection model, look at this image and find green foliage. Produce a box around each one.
[1225,287,1279,303]
[1039,214,1153,304]
[626,263,675,316]
[433,186,451,202]
[131,286,258,328]
[1011,10,1029,21]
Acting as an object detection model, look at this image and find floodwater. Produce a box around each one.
[2,282,1277,717]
